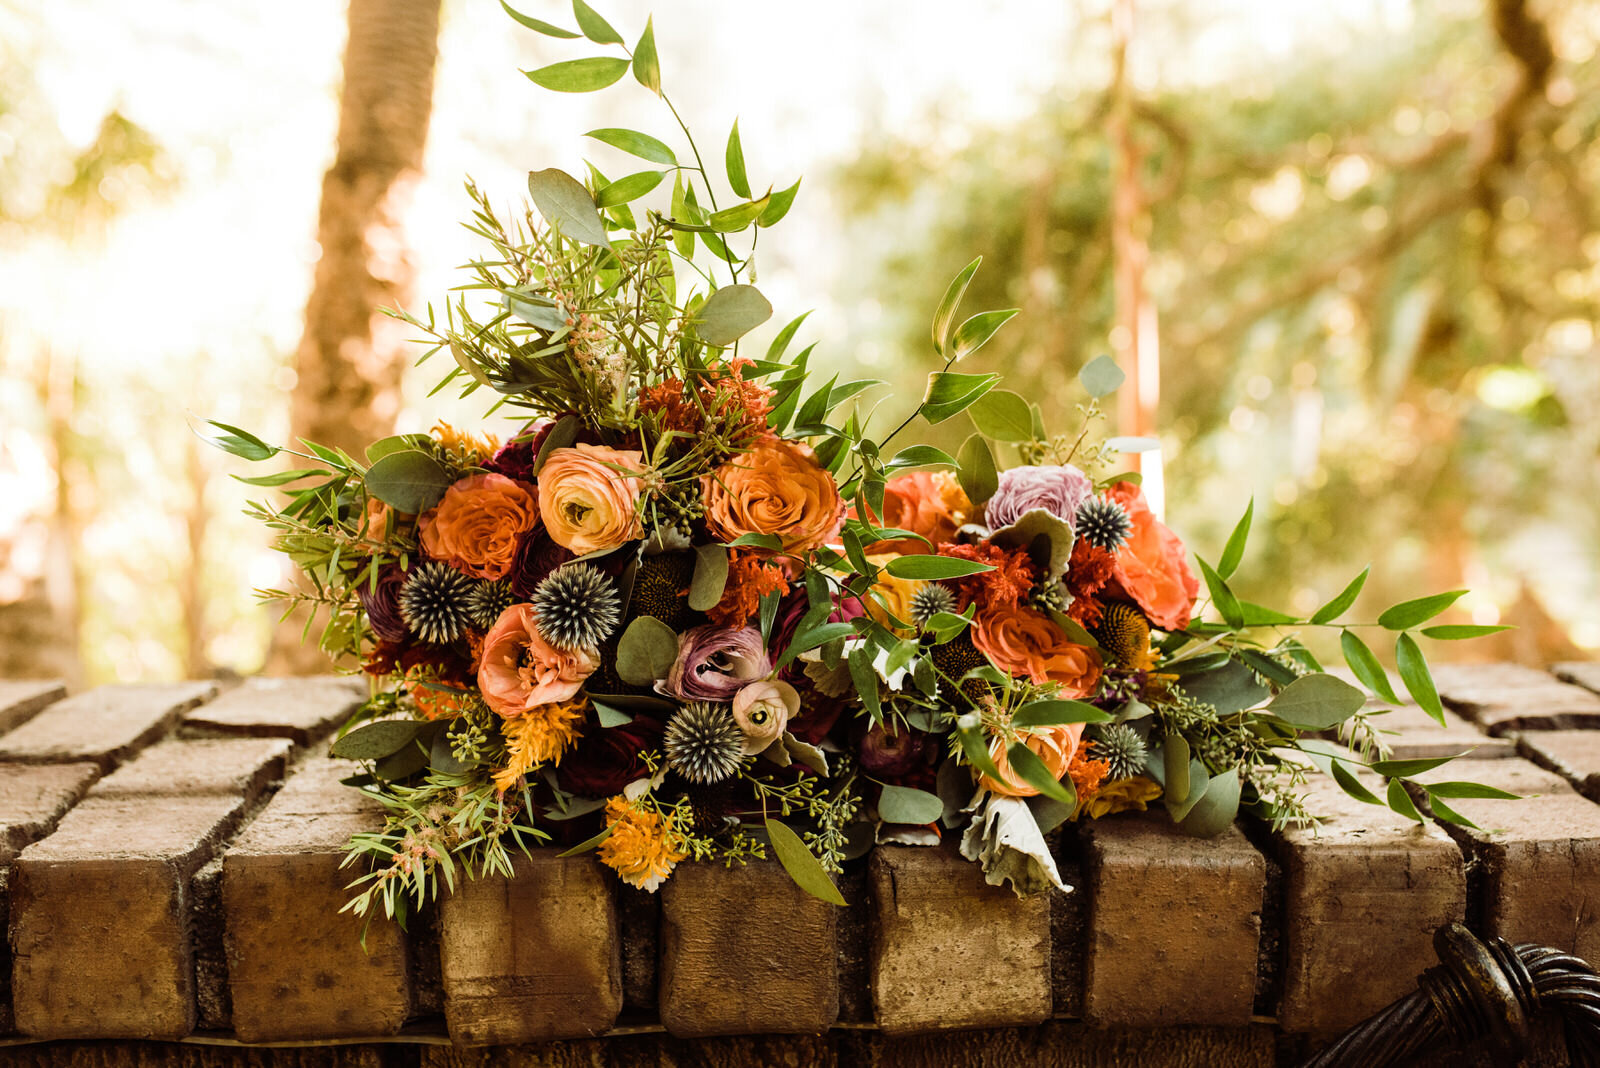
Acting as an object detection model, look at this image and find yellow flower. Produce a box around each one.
[431,421,500,465]
[1079,775,1163,820]
[863,552,923,636]
[597,796,688,893]
[490,697,587,793]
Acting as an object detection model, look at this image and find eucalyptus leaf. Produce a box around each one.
[1163,735,1192,805]
[364,450,452,514]
[1078,354,1125,398]
[1267,673,1368,730]
[878,784,944,826]
[956,433,999,507]
[592,700,634,728]
[1165,758,1210,822]
[528,168,611,247]
[616,615,680,685]
[430,728,475,774]
[534,413,581,475]
[374,742,429,782]
[693,284,772,346]
[688,543,729,612]
[765,818,846,906]
[1178,767,1240,837]
[968,388,1034,441]
[330,719,422,761]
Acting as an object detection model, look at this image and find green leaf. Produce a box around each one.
[920,371,1000,424]
[1330,759,1384,805]
[1426,794,1478,829]
[1238,602,1299,626]
[205,420,279,462]
[693,284,772,346]
[1370,755,1462,777]
[534,414,581,475]
[1178,767,1240,837]
[967,388,1034,441]
[724,532,783,551]
[952,309,1018,359]
[1421,625,1513,640]
[1217,498,1253,580]
[848,645,881,721]
[1425,781,1519,800]
[1340,629,1400,703]
[957,723,1008,784]
[375,741,429,782]
[757,178,801,227]
[670,172,694,256]
[571,0,622,43]
[330,720,422,761]
[1266,673,1368,730]
[688,543,729,612]
[585,127,675,165]
[232,468,330,488]
[1196,557,1244,629]
[1310,566,1369,624]
[1377,590,1469,631]
[499,0,580,37]
[1237,648,1299,687]
[366,434,430,463]
[616,615,680,685]
[725,118,751,199]
[932,257,981,356]
[708,196,770,233]
[1078,354,1125,398]
[923,609,974,644]
[877,784,944,826]
[592,699,634,728]
[364,450,453,514]
[766,818,846,905]
[1167,758,1210,822]
[956,434,999,507]
[430,728,475,774]
[1385,777,1424,822]
[1011,699,1112,728]
[1395,632,1444,724]
[524,56,630,93]
[1163,735,1192,804]
[528,167,611,247]
[884,555,994,581]
[887,445,958,471]
[593,169,663,207]
[765,311,810,363]
[631,17,660,93]
[1005,741,1076,804]
[557,823,614,858]
[776,622,857,671]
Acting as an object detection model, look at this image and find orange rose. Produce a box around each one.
[972,604,1102,697]
[981,723,1084,799]
[863,470,970,554]
[537,444,646,555]
[357,496,394,549]
[478,604,599,715]
[702,436,844,553]
[1106,482,1198,631]
[418,473,538,581]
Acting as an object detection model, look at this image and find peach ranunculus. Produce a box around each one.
[1105,482,1199,631]
[731,679,800,755]
[537,444,646,555]
[862,552,923,635]
[478,604,599,716]
[418,473,538,580]
[702,436,845,554]
[981,723,1085,799]
[972,604,1102,698]
[863,470,970,554]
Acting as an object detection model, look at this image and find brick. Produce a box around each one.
[659,857,838,1037]
[0,681,215,768]
[869,842,1052,1035]
[10,792,246,1038]
[0,761,99,864]
[87,737,290,801]
[1519,730,1600,803]
[185,675,365,744]
[1275,773,1465,1033]
[1375,701,1513,761]
[0,680,65,735]
[1082,812,1264,1027]
[1421,758,1600,964]
[438,851,621,1045]
[223,758,409,1043]
[1433,662,1600,734]
[1554,661,1600,695]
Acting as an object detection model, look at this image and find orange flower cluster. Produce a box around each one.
[597,796,687,893]
[860,470,971,554]
[491,696,588,792]
[638,360,773,445]
[1068,740,1110,803]
[707,549,789,627]
[941,542,1037,614]
[1064,538,1117,628]
[973,604,1102,696]
[419,473,539,580]
[702,436,845,553]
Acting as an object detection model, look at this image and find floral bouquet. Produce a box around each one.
[210,1,1507,923]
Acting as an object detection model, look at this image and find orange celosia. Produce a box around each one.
[490,696,587,793]
[707,549,789,627]
[597,796,688,893]
[1068,741,1110,803]
[1064,538,1117,629]
[639,377,704,436]
[942,542,1036,615]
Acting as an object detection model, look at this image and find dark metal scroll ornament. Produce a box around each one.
[1300,923,1600,1068]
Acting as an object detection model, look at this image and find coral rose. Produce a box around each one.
[478,604,598,715]
[982,723,1084,799]
[537,444,646,555]
[972,604,1102,697]
[1105,482,1198,631]
[703,436,844,554]
[863,470,969,554]
[418,473,539,581]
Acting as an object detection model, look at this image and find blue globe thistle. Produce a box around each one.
[909,582,959,626]
[1076,496,1133,552]
[532,564,622,650]
[465,579,517,630]
[1092,722,1149,781]
[664,702,745,784]
[398,562,477,644]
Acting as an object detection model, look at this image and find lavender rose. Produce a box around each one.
[661,625,772,702]
[985,464,1092,531]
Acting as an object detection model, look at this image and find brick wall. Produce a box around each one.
[2,664,1598,1067]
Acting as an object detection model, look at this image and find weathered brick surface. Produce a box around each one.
[1275,773,1466,1033]
[1518,730,1600,802]
[223,758,409,1043]
[0,679,65,735]
[1422,758,1600,964]
[869,842,1052,1035]
[1082,813,1264,1027]
[186,675,366,744]
[0,761,99,864]
[437,851,621,1045]
[659,857,839,1037]
[1376,701,1514,760]
[87,737,291,801]
[1554,660,1600,695]
[0,681,216,768]
[10,792,246,1038]
[1433,662,1600,734]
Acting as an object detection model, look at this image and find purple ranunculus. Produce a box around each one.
[985,464,1092,531]
[358,565,408,642]
[661,625,772,702]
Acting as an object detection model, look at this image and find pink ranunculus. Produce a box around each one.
[478,604,598,716]
[984,464,1093,531]
[731,679,800,754]
[661,625,772,702]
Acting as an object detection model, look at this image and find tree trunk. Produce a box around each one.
[268,0,442,674]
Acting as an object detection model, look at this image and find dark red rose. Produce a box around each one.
[509,528,576,600]
[485,420,550,483]
[557,715,664,798]
[357,564,408,642]
[857,721,937,779]
[788,682,847,745]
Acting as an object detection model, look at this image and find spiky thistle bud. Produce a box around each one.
[532,564,622,650]
[1092,722,1149,781]
[1076,496,1133,552]
[398,562,477,644]
[909,582,959,626]
[465,580,517,630]
[663,702,745,784]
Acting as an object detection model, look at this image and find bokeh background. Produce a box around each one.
[1,0,1595,686]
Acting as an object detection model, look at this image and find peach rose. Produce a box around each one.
[864,470,970,554]
[862,553,923,635]
[537,444,646,555]
[357,496,394,548]
[418,473,538,580]
[478,604,599,715]
[1106,482,1198,631]
[981,723,1084,798]
[702,436,845,554]
[973,604,1102,697]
